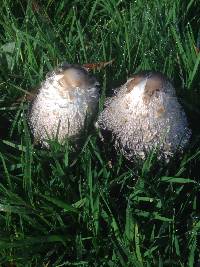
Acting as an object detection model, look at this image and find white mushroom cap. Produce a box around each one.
[97,71,191,160]
[28,63,99,147]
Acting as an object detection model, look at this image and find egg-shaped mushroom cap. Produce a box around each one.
[97,71,191,160]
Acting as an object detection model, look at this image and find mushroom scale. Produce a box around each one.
[97,71,191,160]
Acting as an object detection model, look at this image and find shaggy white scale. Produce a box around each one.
[28,64,99,147]
[97,71,191,160]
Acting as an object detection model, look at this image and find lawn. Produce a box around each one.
[0,0,200,266]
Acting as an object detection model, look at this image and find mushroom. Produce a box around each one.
[28,63,99,147]
[97,71,191,160]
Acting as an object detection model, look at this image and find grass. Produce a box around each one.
[0,0,200,266]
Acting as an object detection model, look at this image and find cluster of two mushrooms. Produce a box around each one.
[28,62,191,161]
